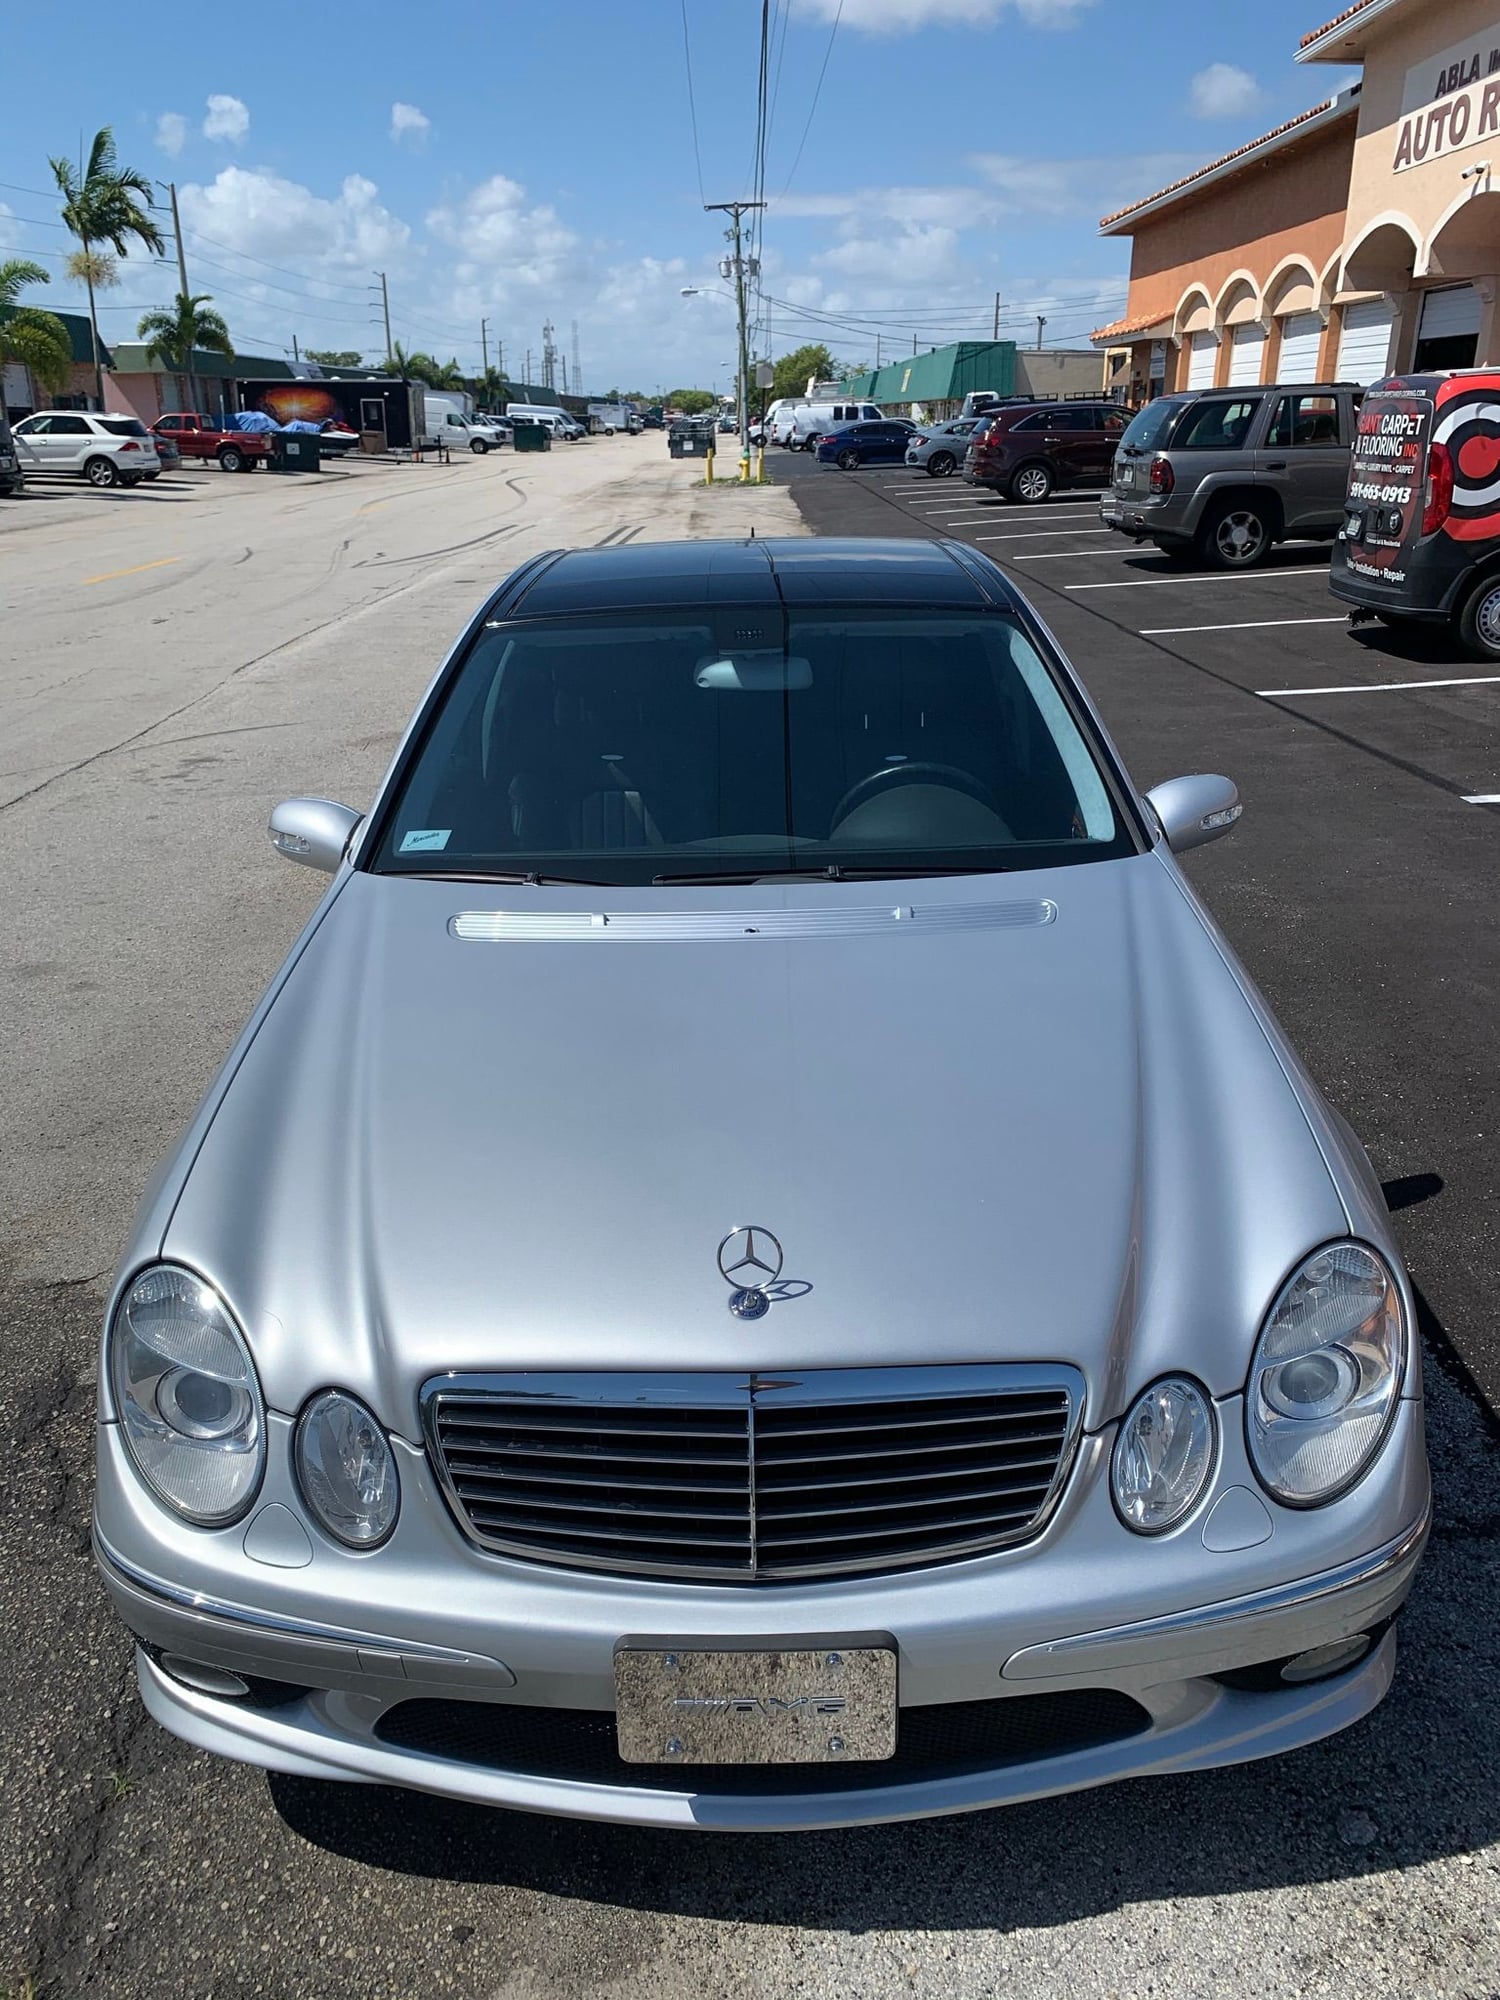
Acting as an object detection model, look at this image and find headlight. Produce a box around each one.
[1247,1243,1404,1506]
[294,1390,399,1548]
[1111,1376,1216,1534]
[109,1265,265,1526]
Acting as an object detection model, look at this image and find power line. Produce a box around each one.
[777,0,843,202]
[679,0,707,208]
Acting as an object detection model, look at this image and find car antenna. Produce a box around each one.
[749,526,755,538]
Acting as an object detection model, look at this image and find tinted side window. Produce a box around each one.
[1171,398,1262,451]
[16,417,49,434]
[99,418,149,437]
[1011,412,1051,433]
[1102,411,1126,435]
[1266,393,1341,448]
[52,416,91,435]
[1051,408,1093,432]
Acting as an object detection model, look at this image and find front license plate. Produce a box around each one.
[614,1644,897,1764]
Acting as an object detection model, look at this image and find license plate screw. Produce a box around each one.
[665,1737,684,1756]
[825,1652,842,1669]
[663,1653,679,1671]
[828,1735,846,1754]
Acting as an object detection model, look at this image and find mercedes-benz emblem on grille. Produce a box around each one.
[718,1226,783,1320]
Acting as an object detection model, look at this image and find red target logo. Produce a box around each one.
[1433,376,1500,543]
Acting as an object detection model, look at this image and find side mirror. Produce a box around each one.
[269,798,362,873]
[1144,774,1242,854]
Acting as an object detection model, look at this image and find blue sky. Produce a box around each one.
[1,0,1352,394]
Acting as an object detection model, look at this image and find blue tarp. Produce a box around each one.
[228,409,279,433]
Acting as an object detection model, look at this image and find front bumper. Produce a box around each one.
[94,1393,1429,1829]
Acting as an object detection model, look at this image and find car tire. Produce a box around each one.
[470,438,489,453]
[85,456,119,489]
[926,451,957,478]
[218,446,245,473]
[837,448,861,471]
[1198,498,1273,569]
[1457,573,1500,658]
[1010,461,1054,504]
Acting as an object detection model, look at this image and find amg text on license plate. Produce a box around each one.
[614,1643,897,1764]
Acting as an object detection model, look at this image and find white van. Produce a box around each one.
[762,397,807,447]
[787,400,885,450]
[507,403,584,441]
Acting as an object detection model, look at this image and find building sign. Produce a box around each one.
[1394,21,1500,172]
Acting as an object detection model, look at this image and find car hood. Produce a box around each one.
[163,858,1348,1436]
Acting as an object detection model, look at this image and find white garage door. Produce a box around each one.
[1277,312,1323,383]
[1335,299,1396,384]
[1418,283,1480,343]
[1227,324,1267,387]
[1185,332,1217,389]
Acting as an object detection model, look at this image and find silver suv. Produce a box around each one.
[1102,384,1361,569]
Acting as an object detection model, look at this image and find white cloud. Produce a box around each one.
[797,0,1095,30]
[426,176,583,291]
[389,101,431,145]
[972,149,1205,217]
[1188,63,1264,120]
[203,94,250,143]
[155,112,188,158]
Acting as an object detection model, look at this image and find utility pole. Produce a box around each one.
[875,333,881,367]
[372,271,393,365]
[155,180,194,409]
[993,291,1001,340]
[561,353,569,395]
[291,334,299,366]
[480,317,490,381]
[525,348,532,388]
[704,198,763,474]
[1036,313,1047,351]
[571,319,582,400]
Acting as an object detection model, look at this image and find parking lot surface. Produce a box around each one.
[2,438,1497,1999]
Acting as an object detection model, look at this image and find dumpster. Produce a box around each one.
[269,433,321,473]
[512,420,552,453]
[668,422,714,459]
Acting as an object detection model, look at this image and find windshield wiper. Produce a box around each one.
[651,862,1017,885]
[398,869,611,885]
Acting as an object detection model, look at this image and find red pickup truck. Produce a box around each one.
[149,413,272,472]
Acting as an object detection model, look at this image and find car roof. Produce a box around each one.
[501,537,1019,617]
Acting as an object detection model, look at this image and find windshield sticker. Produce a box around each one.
[398,828,451,853]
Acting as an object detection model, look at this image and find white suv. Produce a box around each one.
[12,411,161,488]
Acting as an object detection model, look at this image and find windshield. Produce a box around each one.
[1119,399,1185,452]
[371,608,1134,884]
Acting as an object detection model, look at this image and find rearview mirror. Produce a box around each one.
[1144,774,1242,854]
[269,797,362,872]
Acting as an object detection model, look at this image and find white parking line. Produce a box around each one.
[1068,568,1328,591]
[974,529,1115,544]
[1012,548,1146,562]
[1463,792,1500,803]
[1257,673,1500,697]
[1141,615,1347,636]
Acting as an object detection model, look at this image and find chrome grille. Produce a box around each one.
[424,1367,1083,1582]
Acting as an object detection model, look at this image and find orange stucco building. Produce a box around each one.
[1094,0,1500,399]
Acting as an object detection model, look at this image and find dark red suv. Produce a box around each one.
[963,400,1130,504]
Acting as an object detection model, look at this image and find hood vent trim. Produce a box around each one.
[449,899,1057,943]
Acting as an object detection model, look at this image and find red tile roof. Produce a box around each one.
[1098,95,1355,230]
[1090,311,1172,343]
[1299,0,1378,50]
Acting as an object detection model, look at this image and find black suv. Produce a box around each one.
[1103,384,1362,568]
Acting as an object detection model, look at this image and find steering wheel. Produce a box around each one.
[829,761,1004,832]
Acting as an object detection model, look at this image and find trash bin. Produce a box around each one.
[512,420,551,453]
[270,433,321,473]
[668,423,714,459]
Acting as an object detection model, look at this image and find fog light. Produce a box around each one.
[1278,1634,1372,1684]
[159,1653,251,1699]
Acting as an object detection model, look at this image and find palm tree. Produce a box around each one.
[137,292,233,415]
[433,357,465,390]
[0,258,73,400]
[50,127,165,406]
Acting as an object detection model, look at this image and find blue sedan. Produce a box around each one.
[816,418,916,469]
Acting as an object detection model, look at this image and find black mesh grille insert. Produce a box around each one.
[426,1370,1080,1582]
[376,1690,1150,1794]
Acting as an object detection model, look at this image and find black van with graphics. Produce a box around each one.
[1331,369,1500,658]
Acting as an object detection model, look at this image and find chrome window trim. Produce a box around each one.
[420,1364,1087,1585]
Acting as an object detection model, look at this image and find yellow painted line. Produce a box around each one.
[81,556,181,587]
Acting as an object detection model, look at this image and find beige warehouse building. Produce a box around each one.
[1095,0,1500,395]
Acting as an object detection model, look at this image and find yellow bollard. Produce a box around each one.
[755,446,765,483]
[705,447,715,484]
[739,452,751,483]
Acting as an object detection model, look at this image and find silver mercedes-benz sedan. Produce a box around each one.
[94,536,1429,1831]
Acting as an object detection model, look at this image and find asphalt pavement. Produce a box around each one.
[1,437,1496,2000]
